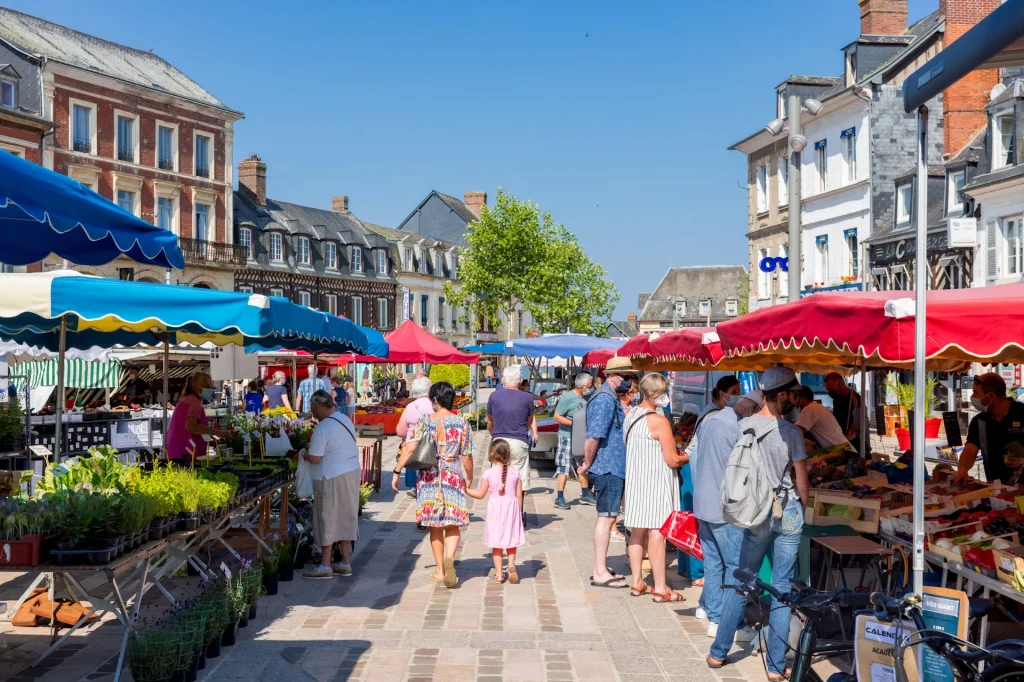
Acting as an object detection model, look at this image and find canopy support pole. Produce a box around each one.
[860,358,867,460]
[53,315,66,461]
[912,105,929,597]
[162,339,169,455]
[291,357,297,403]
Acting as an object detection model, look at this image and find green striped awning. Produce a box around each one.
[12,358,122,390]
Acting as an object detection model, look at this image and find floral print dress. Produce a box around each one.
[413,413,473,528]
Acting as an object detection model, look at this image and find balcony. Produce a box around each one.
[179,238,247,267]
[158,158,174,171]
[117,149,134,162]
[195,165,210,178]
[73,140,91,153]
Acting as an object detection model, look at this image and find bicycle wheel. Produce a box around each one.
[982,663,1024,682]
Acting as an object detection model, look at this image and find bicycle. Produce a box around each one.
[732,569,868,682]
[870,592,1024,682]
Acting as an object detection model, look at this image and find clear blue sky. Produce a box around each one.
[7,0,935,319]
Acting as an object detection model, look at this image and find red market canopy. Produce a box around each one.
[383,320,479,365]
[712,286,1024,371]
[616,329,725,371]
[580,348,616,367]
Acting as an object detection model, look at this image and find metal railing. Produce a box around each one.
[117,149,134,162]
[72,140,91,153]
[195,165,210,178]
[158,158,174,171]
[179,238,246,266]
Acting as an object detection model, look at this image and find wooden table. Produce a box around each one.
[358,436,387,491]
[813,535,894,592]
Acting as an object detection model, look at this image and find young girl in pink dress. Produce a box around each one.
[467,438,525,584]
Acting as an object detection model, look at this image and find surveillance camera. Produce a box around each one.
[790,134,807,153]
[804,99,823,116]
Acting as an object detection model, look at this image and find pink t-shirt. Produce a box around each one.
[402,397,434,442]
[167,394,208,461]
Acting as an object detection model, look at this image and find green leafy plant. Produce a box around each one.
[0,398,25,442]
[359,482,373,512]
[137,466,200,515]
[428,364,471,390]
[887,374,938,420]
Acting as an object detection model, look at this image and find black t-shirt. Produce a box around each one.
[124,378,149,404]
[965,400,1024,483]
[831,390,861,434]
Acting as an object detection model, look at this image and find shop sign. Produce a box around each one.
[759,256,789,273]
[800,282,863,298]
[947,217,977,248]
[401,287,410,322]
[871,231,948,265]
[998,364,1021,388]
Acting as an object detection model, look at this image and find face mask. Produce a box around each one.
[781,399,796,416]
[655,394,670,408]
[615,379,633,395]
[726,395,741,408]
[200,388,214,401]
[786,407,801,423]
[971,395,990,413]
[583,387,595,397]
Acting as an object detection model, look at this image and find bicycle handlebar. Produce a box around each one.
[732,569,874,612]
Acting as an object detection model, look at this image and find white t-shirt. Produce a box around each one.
[308,410,360,480]
[794,401,849,448]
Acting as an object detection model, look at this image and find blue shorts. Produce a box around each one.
[593,473,624,518]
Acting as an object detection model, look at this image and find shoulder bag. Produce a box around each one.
[405,418,443,471]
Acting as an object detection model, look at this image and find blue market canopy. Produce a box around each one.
[464,342,506,354]
[0,271,368,354]
[357,323,389,358]
[491,334,623,359]
[0,149,184,269]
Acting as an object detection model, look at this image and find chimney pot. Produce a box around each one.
[858,0,907,35]
[626,311,637,329]
[238,153,267,207]
[332,195,349,213]
[463,191,487,217]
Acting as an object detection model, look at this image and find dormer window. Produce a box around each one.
[946,170,966,216]
[0,65,19,109]
[376,249,387,274]
[325,242,337,269]
[350,246,362,272]
[994,111,1016,169]
[896,182,913,227]
[297,236,310,265]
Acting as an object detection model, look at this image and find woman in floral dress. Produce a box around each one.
[392,381,474,587]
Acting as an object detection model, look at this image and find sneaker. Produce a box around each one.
[406,490,416,499]
[579,492,596,506]
[707,622,718,638]
[733,625,758,644]
[332,563,353,577]
[303,564,334,579]
[695,607,707,621]
[554,497,570,510]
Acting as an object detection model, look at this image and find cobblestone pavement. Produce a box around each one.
[0,431,839,682]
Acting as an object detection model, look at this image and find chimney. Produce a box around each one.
[238,154,266,206]
[858,0,907,35]
[940,0,1002,158]
[463,191,487,217]
[627,311,637,330]
[332,195,349,213]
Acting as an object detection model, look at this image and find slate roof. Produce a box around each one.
[362,220,459,250]
[607,320,639,338]
[0,6,240,115]
[436,192,479,225]
[638,266,747,322]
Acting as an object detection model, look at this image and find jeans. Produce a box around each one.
[486,377,494,388]
[405,468,417,489]
[710,498,804,673]
[697,519,744,625]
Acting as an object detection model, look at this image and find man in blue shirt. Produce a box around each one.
[296,364,330,414]
[579,356,637,588]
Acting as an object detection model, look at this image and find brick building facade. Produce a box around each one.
[0,7,244,287]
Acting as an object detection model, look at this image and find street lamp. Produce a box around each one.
[765,96,822,303]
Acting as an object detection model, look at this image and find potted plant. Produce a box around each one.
[127,624,184,682]
[890,375,940,450]
[222,577,247,646]
[240,559,264,621]
[197,580,229,660]
[261,549,280,596]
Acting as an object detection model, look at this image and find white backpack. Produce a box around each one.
[720,422,778,529]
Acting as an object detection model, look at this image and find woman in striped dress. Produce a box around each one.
[623,373,687,603]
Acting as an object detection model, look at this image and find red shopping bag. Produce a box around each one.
[659,511,703,561]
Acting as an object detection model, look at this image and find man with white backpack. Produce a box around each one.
[708,367,810,681]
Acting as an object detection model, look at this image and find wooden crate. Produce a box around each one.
[993,545,1024,589]
[806,491,882,533]
[930,531,1020,564]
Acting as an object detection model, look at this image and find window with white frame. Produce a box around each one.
[325,242,337,269]
[438,296,446,328]
[350,246,362,272]
[350,297,363,325]
[404,247,412,271]
[841,127,856,184]
[947,170,966,215]
[238,285,253,294]
[299,291,311,308]
[378,298,388,328]
[815,235,829,284]
[698,300,711,318]
[70,101,95,154]
[270,287,284,297]
[777,156,788,206]
[0,78,14,108]
[156,197,174,231]
[725,299,738,316]
[451,254,458,279]
[844,228,859,278]
[194,132,212,178]
[814,140,827,192]
[325,294,337,316]
[896,182,913,226]
[116,190,135,215]
[297,236,310,265]
[778,244,789,294]
[995,112,1016,169]
[115,113,137,163]
[376,249,387,274]
[757,247,769,299]
[755,162,768,213]
[239,227,253,260]
[194,203,211,242]
[269,232,283,263]
[157,123,177,171]
[1003,216,1023,276]
[434,250,442,275]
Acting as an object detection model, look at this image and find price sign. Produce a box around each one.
[220,561,232,580]
[241,433,251,442]
[295,523,304,532]
[29,445,52,458]
[855,614,918,682]
[920,587,967,682]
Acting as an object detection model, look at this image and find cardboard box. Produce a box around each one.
[993,545,1024,590]
[806,491,881,533]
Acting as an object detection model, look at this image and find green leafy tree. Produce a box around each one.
[445,189,617,338]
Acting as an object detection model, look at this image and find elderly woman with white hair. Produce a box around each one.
[301,390,361,579]
[396,375,434,496]
[486,365,538,515]
[264,370,292,411]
